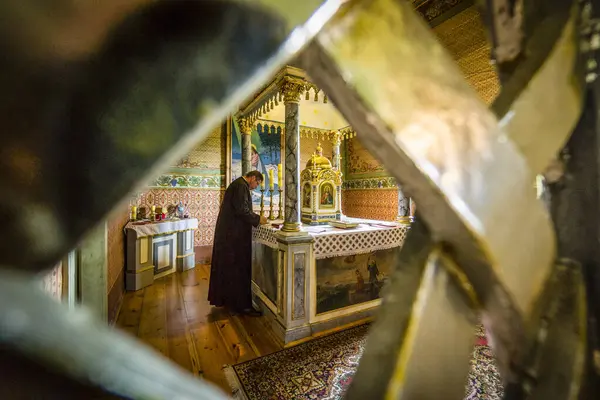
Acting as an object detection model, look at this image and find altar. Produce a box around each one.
[251,218,409,344]
[124,218,198,291]
[234,66,414,344]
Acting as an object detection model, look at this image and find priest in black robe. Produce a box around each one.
[208,170,268,316]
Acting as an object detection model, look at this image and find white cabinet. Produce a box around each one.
[125,218,198,291]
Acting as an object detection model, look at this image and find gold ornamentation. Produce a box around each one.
[277,188,284,219]
[300,143,342,225]
[282,221,301,232]
[239,117,252,135]
[279,77,306,103]
[269,190,275,220]
[339,126,356,139]
[305,142,333,171]
[260,188,265,218]
[332,130,342,145]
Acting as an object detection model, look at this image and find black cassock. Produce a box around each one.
[208,177,260,311]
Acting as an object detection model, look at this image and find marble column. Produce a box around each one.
[280,79,305,232]
[332,131,341,170]
[332,132,343,218]
[397,185,412,224]
[239,117,252,175]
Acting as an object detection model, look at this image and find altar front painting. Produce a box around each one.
[252,243,278,305]
[315,247,400,314]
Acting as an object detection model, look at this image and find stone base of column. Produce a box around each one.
[281,222,305,234]
[396,216,414,224]
[277,230,310,239]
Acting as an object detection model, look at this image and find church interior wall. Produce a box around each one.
[98,3,500,314]
[41,261,63,301]
[106,204,130,323]
[341,4,500,221]
[102,124,226,317]
[134,124,227,263]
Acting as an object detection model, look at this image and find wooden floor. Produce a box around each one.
[115,265,282,394]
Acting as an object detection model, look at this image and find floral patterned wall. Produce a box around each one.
[342,189,398,221]
[139,124,226,248]
[148,125,226,190]
[101,123,226,319]
[136,188,224,247]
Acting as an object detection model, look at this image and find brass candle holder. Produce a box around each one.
[259,188,265,217]
[277,188,283,220]
[268,189,275,220]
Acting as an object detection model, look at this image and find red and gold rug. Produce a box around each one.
[224,324,503,399]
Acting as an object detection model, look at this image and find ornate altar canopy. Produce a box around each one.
[300,143,343,225]
[233,65,413,344]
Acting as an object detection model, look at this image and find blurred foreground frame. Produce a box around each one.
[0,0,599,399]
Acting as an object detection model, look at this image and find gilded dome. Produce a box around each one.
[306,143,332,170]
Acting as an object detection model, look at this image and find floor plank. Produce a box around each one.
[117,266,282,393]
[137,279,169,357]
[164,274,195,374]
[189,321,234,391]
[115,289,145,337]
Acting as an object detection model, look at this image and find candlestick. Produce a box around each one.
[277,163,282,187]
[268,190,275,220]
[277,188,283,220]
[261,179,265,190]
[268,169,274,190]
[259,188,265,217]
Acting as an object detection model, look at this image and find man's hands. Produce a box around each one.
[259,216,268,225]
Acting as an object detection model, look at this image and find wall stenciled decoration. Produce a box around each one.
[149,125,226,189]
[342,177,397,190]
[137,188,224,247]
[150,174,223,189]
[345,138,388,180]
[432,4,499,105]
[342,190,398,222]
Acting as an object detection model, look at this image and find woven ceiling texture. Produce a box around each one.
[433,5,500,105]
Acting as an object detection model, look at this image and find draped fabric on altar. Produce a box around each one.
[208,177,260,311]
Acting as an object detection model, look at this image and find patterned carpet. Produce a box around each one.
[225,324,503,400]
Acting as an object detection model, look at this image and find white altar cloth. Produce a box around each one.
[252,218,410,259]
[125,218,198,238]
